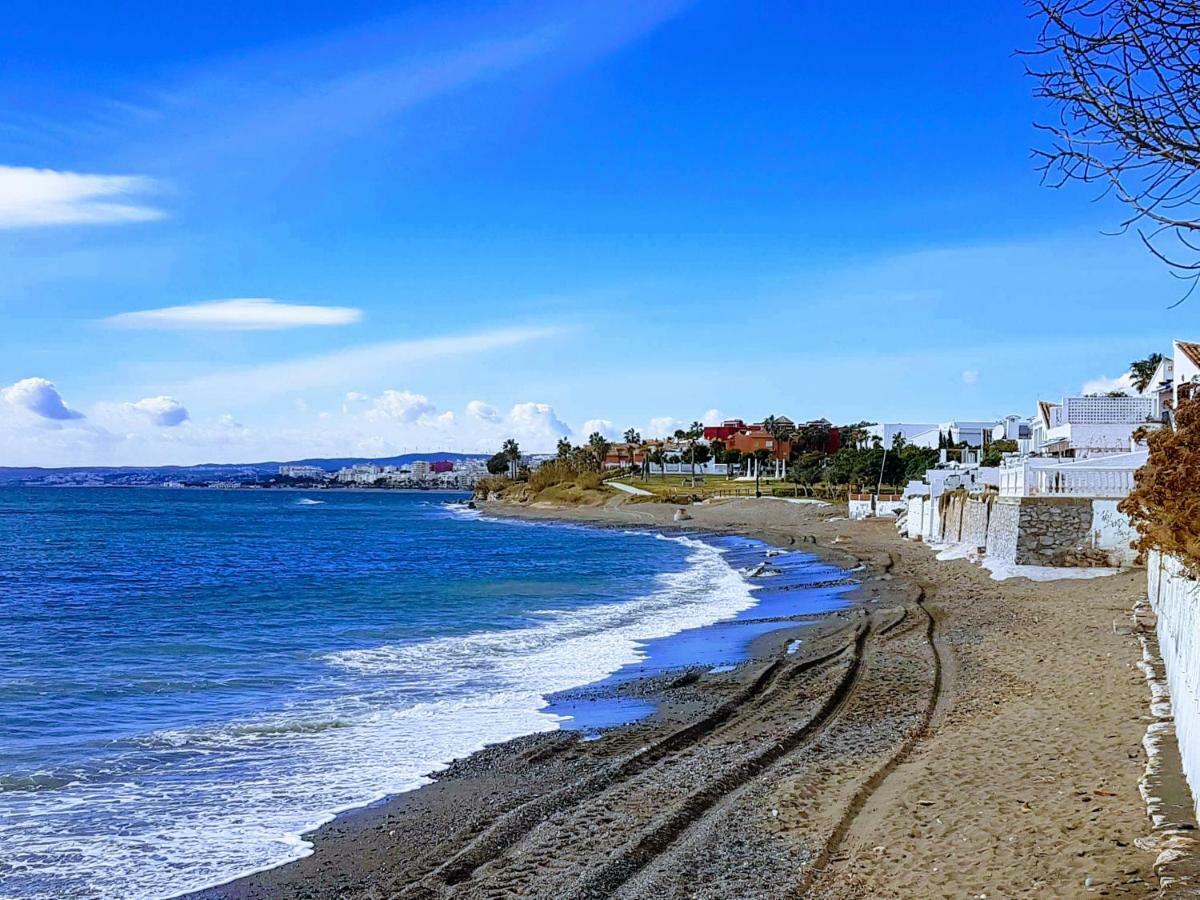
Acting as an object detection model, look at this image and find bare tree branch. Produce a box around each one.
[1026,1,1200,301]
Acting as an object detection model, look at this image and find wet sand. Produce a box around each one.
[193,497,1171,899]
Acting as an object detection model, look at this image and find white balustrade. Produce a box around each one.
[1032,465,1136,498]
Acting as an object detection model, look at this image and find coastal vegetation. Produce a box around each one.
[1120,396,1200,574]
[476,435,615,505]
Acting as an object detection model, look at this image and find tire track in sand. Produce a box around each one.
[401,624,862,898]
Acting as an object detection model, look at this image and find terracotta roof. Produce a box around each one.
[1176,340,1200,369]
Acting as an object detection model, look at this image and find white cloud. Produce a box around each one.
[700,408,724,426]
[364,389,437,423]
[2,377,85,420]
[128,395,190,427]
[0,381,588,465]
[508,402,572,444]
[647,416,681,438]
[179,325,564,404]
[105,298,362,331]
[466,400,501,423]
[1082,372,1136,396]
[961,370,979,385]
[579,418,619,441]
[0,165,163,228]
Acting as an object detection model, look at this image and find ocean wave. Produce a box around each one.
[0,530,760,900]
[325,535,759,702]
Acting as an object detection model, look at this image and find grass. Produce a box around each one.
[612,472,828,502]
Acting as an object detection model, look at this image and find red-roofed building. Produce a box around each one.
[702,419,747,442]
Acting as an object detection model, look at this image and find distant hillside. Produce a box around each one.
[0,452,488,486]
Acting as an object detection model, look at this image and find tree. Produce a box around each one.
[839,421,877,449]
[1131,352,1165,393]
[648,446,666,480]
[1028,1,1200,301]
[980,439,1019,468]
[686,421,705,483]
[501,438,521,479]
[587,432,611,471]
[622,428,642,472]
[556,437,573,459]
[486,451,509,476]
[721,447,743,478]
[788,451,825,494]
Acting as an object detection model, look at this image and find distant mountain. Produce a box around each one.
[0,452,489,486]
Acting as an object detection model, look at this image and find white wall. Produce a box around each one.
[875,498,906,518]
[906,497,924,539]
[849,498,873,520]
[1148,551,1200,820]
[1174,341,1200,408]
[1090,500,1139,566]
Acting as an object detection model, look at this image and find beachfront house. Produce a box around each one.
[1029,394,1157,458]
[1173,339,1200,410]
[904,421,1001,449]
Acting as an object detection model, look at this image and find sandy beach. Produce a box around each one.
[193,497,1178,899]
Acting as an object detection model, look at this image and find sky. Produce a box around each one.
[1,0,1194,466]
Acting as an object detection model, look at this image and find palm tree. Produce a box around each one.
[587,432,611,472]
[686,421,704,484]
[1131,353,1164,394]
[501,438,521,480]
[556,437,573,460]
[623,428,641,475]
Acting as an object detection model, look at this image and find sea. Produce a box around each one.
[0,488,852,899]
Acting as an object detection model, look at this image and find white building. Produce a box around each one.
[410,460,431,480]
[1031,395,1157,458]
[336,463,383,485]
[991,415,1031,443]
[868,423,937,447]
[1173,339,1200,410]
[279,465,326,480]
[906,421,1000,449]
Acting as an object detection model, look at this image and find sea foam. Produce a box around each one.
[0,532,758,900]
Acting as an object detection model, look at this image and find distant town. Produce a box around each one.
[0,453,498,490]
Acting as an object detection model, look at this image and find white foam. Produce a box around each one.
[1,533,758,900]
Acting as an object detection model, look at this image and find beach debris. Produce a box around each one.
[673,508,692,521]
[742,562,782,578]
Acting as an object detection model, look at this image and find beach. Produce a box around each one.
[194,496,1171,899]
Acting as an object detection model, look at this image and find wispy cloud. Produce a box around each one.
[180,324,565,403]
[0,165,163,228]
[105,298,362,330]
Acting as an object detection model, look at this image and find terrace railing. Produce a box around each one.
[1032,465,1137,498]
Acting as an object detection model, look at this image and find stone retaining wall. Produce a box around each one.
[1011,497,1112,567]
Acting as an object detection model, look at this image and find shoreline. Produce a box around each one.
[189,502,882,900]
[192,496,1167,899]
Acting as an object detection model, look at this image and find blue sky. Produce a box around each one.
[0,0,1192,465]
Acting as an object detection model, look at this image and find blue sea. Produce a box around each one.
[0,488,851,899]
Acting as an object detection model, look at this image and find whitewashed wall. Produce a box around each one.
[925,496,939,541]
[906,498,924,539]
[1148,551,1200,820]
[875,498,906,518]
[848,498,873,520]
[1091,500,1139,566]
